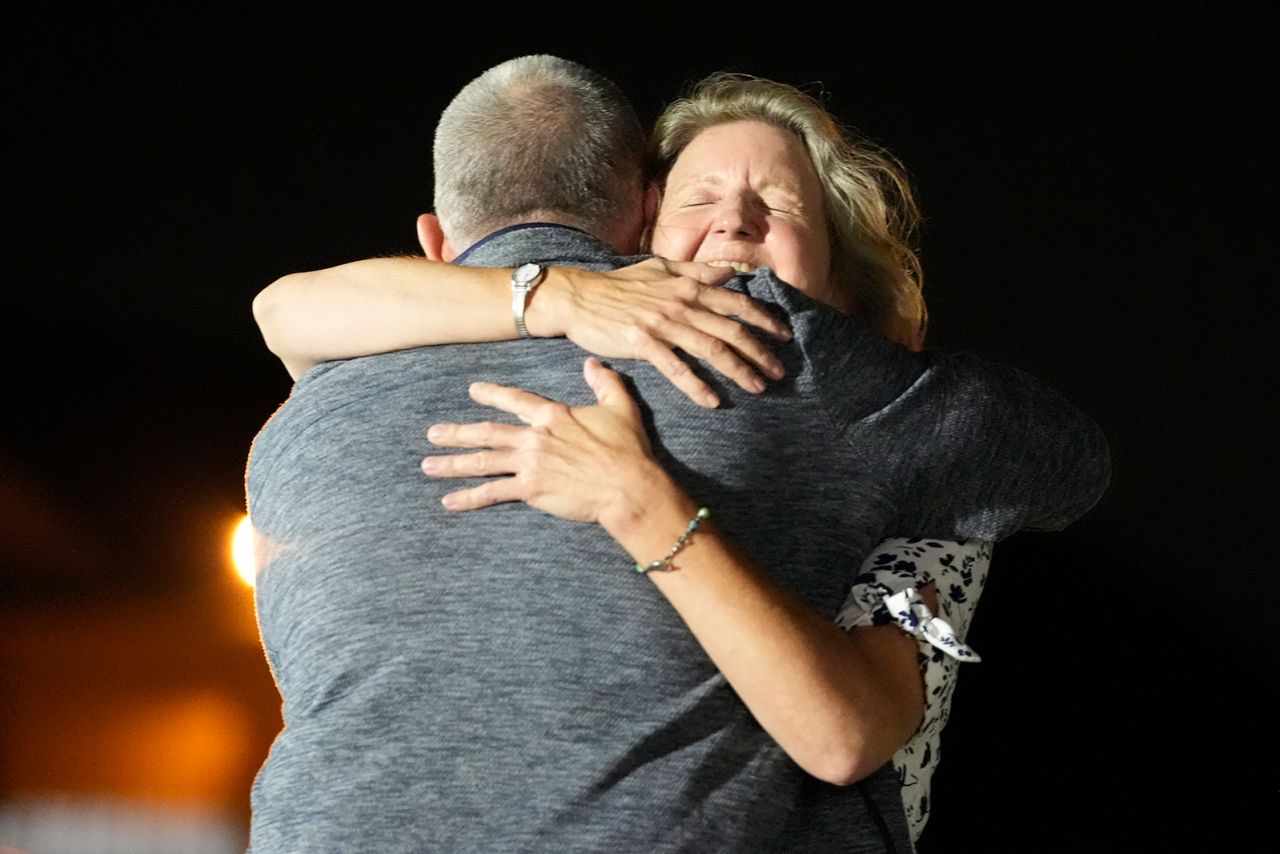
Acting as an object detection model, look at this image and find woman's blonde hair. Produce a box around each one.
[651,73,927,349]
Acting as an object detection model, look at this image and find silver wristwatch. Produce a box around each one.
[510,262,546,338]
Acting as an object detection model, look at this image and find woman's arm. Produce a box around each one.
[421,358,926,785]
[253,258,517,380]
[835,538,987,838]
[253,256,792,408]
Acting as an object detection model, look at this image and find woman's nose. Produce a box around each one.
[713,198,763,238]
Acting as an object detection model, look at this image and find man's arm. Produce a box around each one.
[901,353,1112,540]
[753,272,1110,541]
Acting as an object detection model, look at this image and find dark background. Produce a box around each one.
[4,5,1275,850]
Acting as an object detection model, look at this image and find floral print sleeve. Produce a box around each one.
[834,537,992,847]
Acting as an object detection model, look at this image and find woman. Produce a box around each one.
[255,72,989,847]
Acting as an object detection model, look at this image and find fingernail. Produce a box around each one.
[421,457,439,473]
[750,377,766,393]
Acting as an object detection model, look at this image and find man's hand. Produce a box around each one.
[526,258,792,408]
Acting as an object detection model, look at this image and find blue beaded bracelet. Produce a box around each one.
[634,507,710,574]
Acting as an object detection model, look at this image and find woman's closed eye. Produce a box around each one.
[761,195,802,215]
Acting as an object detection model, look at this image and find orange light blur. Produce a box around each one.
[231,514,256,587]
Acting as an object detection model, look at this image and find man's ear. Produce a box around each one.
[639,183,660,253]
[416,213,455,261]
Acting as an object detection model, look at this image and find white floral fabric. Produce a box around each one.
[835,537,992,846]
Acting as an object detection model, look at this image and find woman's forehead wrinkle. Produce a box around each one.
[671,172,724,193]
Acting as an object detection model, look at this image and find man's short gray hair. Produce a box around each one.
[433,55,646,250]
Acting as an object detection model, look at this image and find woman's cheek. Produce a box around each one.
[651,219,703,260]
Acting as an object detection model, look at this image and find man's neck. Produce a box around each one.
[452,222,593,265]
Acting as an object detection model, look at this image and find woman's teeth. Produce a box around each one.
[706,260,754,272]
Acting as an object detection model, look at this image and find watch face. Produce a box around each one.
[514,263,541,285]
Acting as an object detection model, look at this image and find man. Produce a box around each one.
[246,55,1107,852]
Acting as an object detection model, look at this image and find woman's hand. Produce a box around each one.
[421,358,670,528]
[421,358,927,784]
[528,258,793,409]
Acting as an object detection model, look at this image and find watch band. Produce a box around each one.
[510,263,546,338]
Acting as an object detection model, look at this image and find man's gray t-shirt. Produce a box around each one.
[246,225,1109,852]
